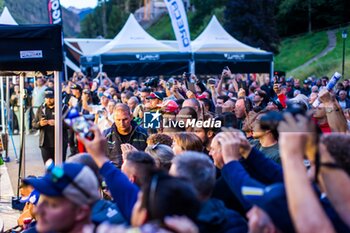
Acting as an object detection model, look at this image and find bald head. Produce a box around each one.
[182,98,201,112]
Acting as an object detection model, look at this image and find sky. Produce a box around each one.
[60,0,98,9]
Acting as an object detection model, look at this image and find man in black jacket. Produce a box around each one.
[103,104,148,168]
[32,88,68,164]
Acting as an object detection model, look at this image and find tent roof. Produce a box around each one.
[192,16,268,53]
[65,38,111,56]
[0,24,63,71]
[95,14,177,55]
[0,7,18,25]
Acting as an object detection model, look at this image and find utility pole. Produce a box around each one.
[102,0,107,37]
[308,0,312,33]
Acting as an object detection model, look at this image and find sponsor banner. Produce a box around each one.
[48,0,62,25]
[164,0,191,52]
[20,50,43,59]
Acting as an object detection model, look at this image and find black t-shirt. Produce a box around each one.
[119,133,131,144]
[43,106,55,148]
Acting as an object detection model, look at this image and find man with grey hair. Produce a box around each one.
[338,90,350,109]
[145,144,174,171]
[127,96,140,116]
[170,152,248,233]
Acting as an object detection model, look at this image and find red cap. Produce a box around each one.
[158,100,179,113]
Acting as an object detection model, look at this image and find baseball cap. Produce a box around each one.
[45,88,54,98]
[24,160,99,206]
[158,100,179,113]
[147,92,164,100]
[102,91,112,99]
[20,189,40,205]
[242,183,295,233]
[71,84,82,91]
[92,78,100,85]
[303,80,311,85]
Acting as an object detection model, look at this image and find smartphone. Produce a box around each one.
[185,72,191,78]
[64,108,94,140]
[166,82,173,89]
[70,96,78,107]
[215,106,223,115]
[208,78,216,85]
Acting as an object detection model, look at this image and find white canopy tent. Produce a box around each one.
[191,16,274,75]
[0,7,18,25]
[81,14,190,76]
[64,38,111,56]
[94,14,177,54]
[64,38,112,74]
[192,16,269,53]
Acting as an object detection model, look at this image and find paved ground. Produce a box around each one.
[0,134,44,231]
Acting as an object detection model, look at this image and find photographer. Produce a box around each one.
[32,88,68,163]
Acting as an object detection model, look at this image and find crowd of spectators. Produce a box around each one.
[7,68,350,233]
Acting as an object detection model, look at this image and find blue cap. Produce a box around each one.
[24,162,99,206]
[242,183,295,233]
[20,189,40,205]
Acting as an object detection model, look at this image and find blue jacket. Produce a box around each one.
[197,198,248,233]
[222,161,264,211]
[99,162,139,223]
[240,147,284,184]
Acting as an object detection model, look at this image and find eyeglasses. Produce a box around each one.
[151,142,160,150]
[45,159,91,199]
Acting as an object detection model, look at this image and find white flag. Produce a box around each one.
[164,0,191,52]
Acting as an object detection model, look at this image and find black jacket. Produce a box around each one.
[103,121,148,168]
[197,198,248,233]
[32,104,68,148]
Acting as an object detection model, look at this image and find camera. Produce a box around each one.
[64,108,94,140]
[144,77,159,88]
[185,72,191,78]
[259,102,307,131]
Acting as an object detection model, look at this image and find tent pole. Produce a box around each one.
[190,53,195,74]
[0,77,5,133]
[64,52,68,81]
[17,73,26,196]
[54,71,63,165]
[5,77,10,159]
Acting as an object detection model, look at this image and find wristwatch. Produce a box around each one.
[325,107,339,113]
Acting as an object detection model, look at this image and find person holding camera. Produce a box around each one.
[32,88,56,164]
[32,88,68,164]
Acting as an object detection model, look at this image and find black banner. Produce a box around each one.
[48,0,62,25]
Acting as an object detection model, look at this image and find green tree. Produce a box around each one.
[0,0,4,12]
[224,0,280,53]
[80,0,134,38]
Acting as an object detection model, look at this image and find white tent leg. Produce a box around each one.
[54,71,63,165]
[19,73,25,177]
[0,77,5,132]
